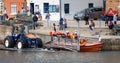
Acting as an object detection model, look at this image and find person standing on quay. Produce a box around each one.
[113,12,118,24]
[21,7,26,15]
[45,11,51,27]
[84,14,89,25]
[3,8,8,21]
[59,18,64,30]
[106,8,114,21]
[32,14,38,30]
[63,18,67,30]
[89,20,95,35]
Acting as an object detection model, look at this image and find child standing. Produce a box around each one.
[63,18,67,30]
[108,20,114,29]
[89,20,95,35]
[113,12,117,24]
[45,11,51,27]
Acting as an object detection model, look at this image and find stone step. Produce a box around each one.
[38,26,111,35]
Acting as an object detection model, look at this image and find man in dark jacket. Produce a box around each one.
[59,18,64,30]
[84,14,89,25]
[33,14,38,30]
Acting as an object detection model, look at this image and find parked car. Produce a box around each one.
[74,7,103,20]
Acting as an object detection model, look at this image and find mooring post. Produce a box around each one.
[73,14,81,51]
[77,19,80,51]
[99,19,102,42]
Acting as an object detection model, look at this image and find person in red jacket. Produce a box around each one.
[106,8,114,21]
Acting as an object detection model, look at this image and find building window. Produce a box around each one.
[0,2,3,12]
[35,5,39,10]
[44,3,49,13]
[64,4,69,14]
[49,5,53,12]
[89,3,93,8]
[35,5,39,12]
[49,5,59,13]
[11,3,17,15]
[56,5,59,12]
[49,5,55,12]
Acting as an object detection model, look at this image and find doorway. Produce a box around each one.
[30,3,34,14]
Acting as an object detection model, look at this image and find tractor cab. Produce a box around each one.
[12,24,25,35]
[13,24,32,36]
[12,24,28,35]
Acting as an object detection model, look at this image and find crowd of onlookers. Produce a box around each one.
[78,8,119,35]
[101,8,119,32]
[0,7,119,35]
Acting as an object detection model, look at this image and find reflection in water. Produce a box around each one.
[0,50,120,63]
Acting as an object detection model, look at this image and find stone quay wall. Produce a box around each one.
[0,25,12,40]
[101,38,120,51]
[0,25,120,51]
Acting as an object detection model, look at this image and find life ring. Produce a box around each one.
[80,39,86,46]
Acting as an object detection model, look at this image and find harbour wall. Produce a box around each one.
[0,25,120,51]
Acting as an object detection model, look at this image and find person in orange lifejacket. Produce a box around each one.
[66,31,70,38]
[73,31,78,39]
[106,8,114,21]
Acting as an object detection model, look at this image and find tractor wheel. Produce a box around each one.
[17,38,26,49]
[4,36,14,48]
[36,38,43,48]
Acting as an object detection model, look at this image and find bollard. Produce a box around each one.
[24,25,29,34]
[49,31,52,36]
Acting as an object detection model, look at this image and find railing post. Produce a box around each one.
[51,36,54,46]
[64,38,66,47]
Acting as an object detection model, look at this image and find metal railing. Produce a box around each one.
[50,34,79,50]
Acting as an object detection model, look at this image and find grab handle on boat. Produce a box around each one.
[80,39,86,46]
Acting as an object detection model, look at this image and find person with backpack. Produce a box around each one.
[32,14,38,30]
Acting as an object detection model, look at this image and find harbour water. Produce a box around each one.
[0,50,120,63]
[0,34,120,63]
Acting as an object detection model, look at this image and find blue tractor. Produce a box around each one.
[4,24,43,49]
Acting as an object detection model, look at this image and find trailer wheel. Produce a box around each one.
[36,38,43,48]
[4,36,14,48]
[17,38,26,49]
